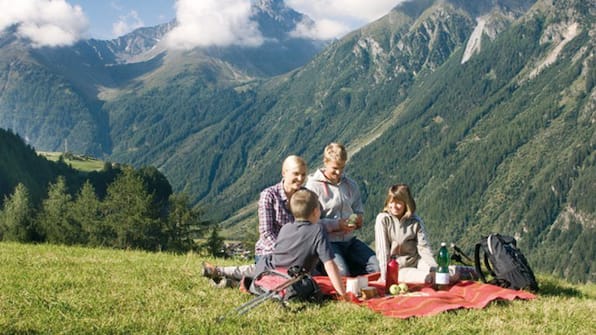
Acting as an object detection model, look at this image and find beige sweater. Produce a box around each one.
[374,211,437,281]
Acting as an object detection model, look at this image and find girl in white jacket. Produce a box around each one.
[374,183,437,284]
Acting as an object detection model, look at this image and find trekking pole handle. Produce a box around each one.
[287,266,308,278]
[451,243,474,263]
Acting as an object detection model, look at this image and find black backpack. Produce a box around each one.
[474,233,539,292]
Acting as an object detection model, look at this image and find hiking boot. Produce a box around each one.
[202,261,222,281]
[210,278,240,289]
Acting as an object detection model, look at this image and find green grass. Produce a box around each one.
[38,151,105,172]
[1,242,594,335]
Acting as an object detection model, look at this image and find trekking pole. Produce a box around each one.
[216,266,306,322]
[451,243,474,264]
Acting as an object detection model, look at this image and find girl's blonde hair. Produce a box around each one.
[383,183,416,220]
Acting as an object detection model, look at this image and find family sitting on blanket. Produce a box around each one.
[202,142,469,291]
[203,143,380,286]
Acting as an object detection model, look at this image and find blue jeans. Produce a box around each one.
[331,238,379,277]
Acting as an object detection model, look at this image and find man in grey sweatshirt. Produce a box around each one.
[305,142,379,277]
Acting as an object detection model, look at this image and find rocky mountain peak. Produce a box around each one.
[105,21,176,58]
[252,0,312,39]
[253,0,284,11]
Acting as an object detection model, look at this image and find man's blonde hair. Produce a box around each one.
[323,142,347,163]
[290,189,320,220]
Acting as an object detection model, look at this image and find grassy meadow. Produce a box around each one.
[37,152,105,171]
[1,242,594,335]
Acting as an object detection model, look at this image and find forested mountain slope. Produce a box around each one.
[348,0,595,283]
[0,128,120,208]
[212,0,594,282]
[0,0,593,282]
[0,0,326,156]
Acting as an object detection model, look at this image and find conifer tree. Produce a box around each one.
[38,176,79,245]
[0,183,35,242]
[164,193,207,252]
[205,226,224,257]
[103,167,161,250]
[71,181,104,246]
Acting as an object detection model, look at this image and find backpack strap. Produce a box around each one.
[484,250,496,277]
[474,243,487,283]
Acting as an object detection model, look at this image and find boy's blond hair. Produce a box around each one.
[323,142,347,163]
[289,189,320,220]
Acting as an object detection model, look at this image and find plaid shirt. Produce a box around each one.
[254,182,294,256]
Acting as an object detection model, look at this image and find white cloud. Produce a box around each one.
[161,0,405,49]
[290,18,350,40]
[287,0,403,39]
[109,1,124,12]
[165,0,263,50]
[0,0,88,47]
[112,10,144,37]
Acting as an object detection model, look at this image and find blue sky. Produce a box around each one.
[70,0,175,40]
[0,0,404,48]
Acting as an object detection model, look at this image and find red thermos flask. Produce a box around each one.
[386,256,399,290]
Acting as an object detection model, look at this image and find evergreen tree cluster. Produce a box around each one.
[0,129,212,254]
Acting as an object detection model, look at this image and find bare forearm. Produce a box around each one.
[324,260,346,296]
[319,217,341,232]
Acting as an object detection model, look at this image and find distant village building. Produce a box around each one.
[221,242,251,260]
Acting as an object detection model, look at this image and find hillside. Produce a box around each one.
[0,128,81,206]
[0,0,327,156]
[194,0,595,281]
[349,0,595,282]
[217,0,594,282]
[0,0,594,282]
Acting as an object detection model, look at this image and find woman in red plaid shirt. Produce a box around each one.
[202,155,307,286]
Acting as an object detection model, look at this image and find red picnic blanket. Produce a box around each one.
[313,272,536,319]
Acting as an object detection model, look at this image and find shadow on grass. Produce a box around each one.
[536,278,584,298]
[214,293,337,323]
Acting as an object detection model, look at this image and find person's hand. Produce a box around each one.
[424,272,435,286]
[337,292,355,302]
[354,214,363,229]
[338,218,356,232]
